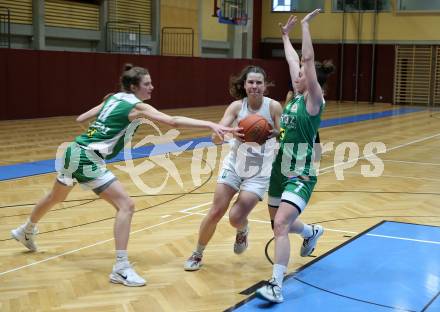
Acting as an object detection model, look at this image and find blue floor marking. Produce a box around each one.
[0,137,214,181]
[0,107,424,181]
[228,221,440,312]
[320,107,421,127]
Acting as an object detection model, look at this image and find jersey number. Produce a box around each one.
[294,181,304,193]
[98,102,118,122]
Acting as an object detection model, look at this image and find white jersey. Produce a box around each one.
[222,96,277,179]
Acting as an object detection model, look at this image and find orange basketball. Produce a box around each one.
[238,114,272,145]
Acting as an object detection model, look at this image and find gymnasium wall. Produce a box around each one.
[201,0,228,42]
[160,0,200,56]
[259,0,440,103]
[259,41,394,103]
[261,0,440,43]
[0,49,290,120]
[0,0,32,25]
[109,0,152,35]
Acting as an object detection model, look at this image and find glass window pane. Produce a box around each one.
[272,0,325,12]
[297,0,324,11]
[333,0,391,11]
[399,0,440,11]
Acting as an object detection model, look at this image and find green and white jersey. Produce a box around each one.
[277,94,324,177]
[75,92,141,159]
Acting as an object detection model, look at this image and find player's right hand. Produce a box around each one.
[232,127,245,142]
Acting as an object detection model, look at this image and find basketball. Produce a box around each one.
[238,114,272,145]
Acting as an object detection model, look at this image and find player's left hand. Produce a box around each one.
[267,128,280,139]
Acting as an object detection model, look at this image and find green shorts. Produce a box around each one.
[56,142,116,194]
[267,159,317,213]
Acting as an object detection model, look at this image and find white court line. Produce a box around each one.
[383,159,440,166]
[366,233,440,245]
[342,172,440,182]
[179,201,212,213]
[184,211,440,245]
[0,202,211,277]
[1,238,115,277]
[2,133,440,276]
[319,132,440,174]
[179,194,238,213]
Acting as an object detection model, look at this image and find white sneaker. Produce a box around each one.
[256,278,284,303]
[234,227,249,254]
[300,224,324,257]
[184,252,203,271]
[109,261,146,287]
[11,225,38,251]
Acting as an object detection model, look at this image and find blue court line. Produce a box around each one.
[320,107,421,127]
[228,221,440,312]
[0,137,214,181]
[0,107,424,181]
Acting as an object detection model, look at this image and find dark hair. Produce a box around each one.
[315,60,335,88]
[229,65,273,99]
[120,63,149,92]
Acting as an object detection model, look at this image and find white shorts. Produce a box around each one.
[217,168,269,200]
[57,171,117,194]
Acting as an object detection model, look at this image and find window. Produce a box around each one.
[272,0,295,12]
[398,0,440,11]
[271,0,325,12]
[333,0,391,12]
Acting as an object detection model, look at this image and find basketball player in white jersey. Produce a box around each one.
[184,65,283,271]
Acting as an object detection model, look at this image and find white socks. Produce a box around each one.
[116,250,128,262]
[237,224,249,234]
[24,219,36,232]
[195,244,206,256]
[272,264,287,287]
[300,224,313,238]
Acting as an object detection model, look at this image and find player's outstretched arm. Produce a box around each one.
[280,15,300,94]
[130,103,238,141]
[301,9,323,116]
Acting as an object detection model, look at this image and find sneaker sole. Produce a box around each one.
[183,263,202,271]
[109,273,146,287]
[255,289,283,303]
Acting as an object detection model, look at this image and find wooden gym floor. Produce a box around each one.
[0,102,439,311]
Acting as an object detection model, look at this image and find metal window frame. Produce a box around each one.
[270,0,326,13]
[0,7,11,48]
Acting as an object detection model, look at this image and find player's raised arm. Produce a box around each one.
[301,9,323,116]
[280,15,301,94]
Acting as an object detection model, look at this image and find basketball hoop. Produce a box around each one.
[218,12,248,25]
[234,13,248,26]
[217,0,248,26]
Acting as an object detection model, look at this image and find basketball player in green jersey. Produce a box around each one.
[256,10,335,303]
[11,64,235,287]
